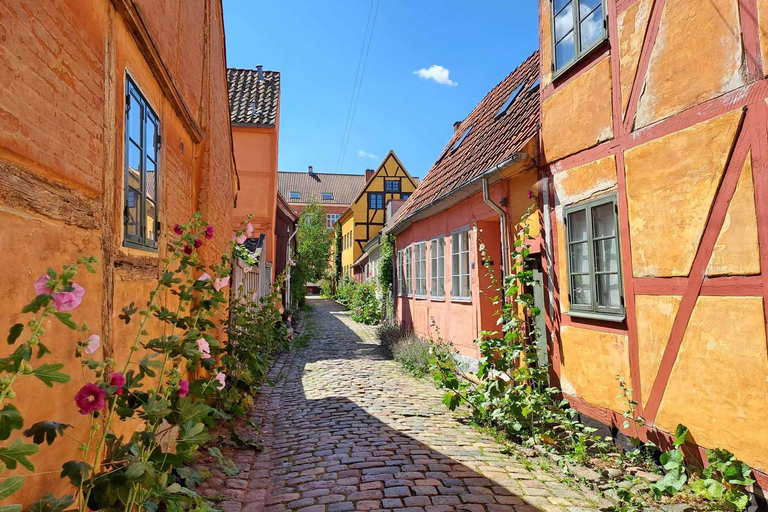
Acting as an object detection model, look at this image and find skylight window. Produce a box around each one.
[496,83,525,119]
[452,126,472,153]
[321,192,333,201]
[528,77,541,93]
[289,191,299,200]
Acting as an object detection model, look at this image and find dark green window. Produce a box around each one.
[124,76,160,251]
[552,0,607,75]
[564,195,624,321]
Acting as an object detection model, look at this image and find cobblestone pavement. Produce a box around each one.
[194,298,605,512]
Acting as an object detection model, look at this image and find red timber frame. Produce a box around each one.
[538,0,768,487]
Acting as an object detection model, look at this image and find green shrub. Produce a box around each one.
[334,277,356,306]
[376,323,432,377]
[350,281,381,325]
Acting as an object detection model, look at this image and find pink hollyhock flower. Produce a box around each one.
[178,380,189,397]
[109,373,126,394]
[34,275,53,296]
[173,224,184,235]
[53,283,85,312]
[84,334,100,355]
[74,383,106,415]
[198,272,211,281]
[246,223,254,237]
[193,238,203,249]
[236,233,247,244]
[205,226,214,240]
[527,190,533,199]
[214,372,226,390]
[213,276,230,292]
[196,338,211,359]
[183,245,193,255]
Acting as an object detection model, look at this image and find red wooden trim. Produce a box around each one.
[540,48,610,103]
[644,109,750,423]
[622,0,666,132]
[634,275,764,296]
[750,100,768,356]
[545,174,563,384]
[616,0,642,14]
[738,0,764,81]
[561,315,629,335]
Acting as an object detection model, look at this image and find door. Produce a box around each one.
[529,257,549,373]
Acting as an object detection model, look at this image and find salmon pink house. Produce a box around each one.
[386,52,543,363]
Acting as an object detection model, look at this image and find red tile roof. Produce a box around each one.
[392,51,540,225]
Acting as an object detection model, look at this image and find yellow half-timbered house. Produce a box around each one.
[339,151,417,278]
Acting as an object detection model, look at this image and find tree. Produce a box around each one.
[290,199,333,310]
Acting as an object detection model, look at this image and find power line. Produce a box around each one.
[335,0,380,173]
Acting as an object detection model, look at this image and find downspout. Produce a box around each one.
[482,176,509,285]
[541,176,556,337]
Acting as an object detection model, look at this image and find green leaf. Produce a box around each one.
[22,295,49,314]
[140,396,170,421]
[6,324,23,346]
[691,477,725,500]
[60,460,91,487]
[124,461,147,481]
[220,458,240,477]
[23,421,70,445]
[0,405,23,441]
[31,364,70,387]
[0,506,21,512]
[52,312,76,330]
[118,302,138,324]
[0,440,39,471]
[207,447,223,464]
[27,493,75,512]
[673,424,689,447]
[0,476,24,500]
[660,448,684,470]
[177,421,210,446]
[725,488,750,511]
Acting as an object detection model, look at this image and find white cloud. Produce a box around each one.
[413,65,457,86]
[358,150,378,159]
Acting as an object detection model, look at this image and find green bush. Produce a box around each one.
[350,281,381,325]
[377,323,433,377]
[334,277,356,307]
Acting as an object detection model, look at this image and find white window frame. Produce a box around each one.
[404,245,412,297]
[451,227,471,301]
[430,236,445,300]
[413,241,427,298]
[397,250,404,296]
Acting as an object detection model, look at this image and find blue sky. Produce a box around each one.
[223,1,539,179]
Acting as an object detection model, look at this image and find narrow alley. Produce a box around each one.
[194,298,603,512]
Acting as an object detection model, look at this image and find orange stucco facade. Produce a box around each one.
[539,0,768,481]
[232,124,280,277]
[0,0,236,504]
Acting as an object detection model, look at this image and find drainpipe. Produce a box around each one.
[541,176,556,335]
[482,176,510,285]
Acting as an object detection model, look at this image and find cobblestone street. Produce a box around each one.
[194,298,604,512]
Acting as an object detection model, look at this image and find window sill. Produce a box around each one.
[566,310,625,323]
[552,37,609,83]
[414,295,427,300]
[451,297,472,304]
[430,296,445,302]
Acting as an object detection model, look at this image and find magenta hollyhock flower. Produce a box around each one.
[196,338,211,359]
[246,223,254,237]
[109,373,126,394]
[183,245,193,255]
[198,272,211,281]
[214,372,226,391]
[236,233,247,244]
[527,190,533,199]
[213,276,230,292]
[74,383,106,415]
[205,226,214,240]
[53,283,85,312]
[173,224,184,235]
[84,334,101,355]
[33,274,53,296]
[178,380,190,397]
[193,238,203,249]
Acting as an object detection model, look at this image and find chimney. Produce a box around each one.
[453,121,463,134]
[256,64,264,81]
[365,169,375,182]
[308,165,314,176]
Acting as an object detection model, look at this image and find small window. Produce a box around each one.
[528,77,541,93]
[124,76,160,251]
[401,193,411,200]
[413,242,427,298]
[326,213,340,228]
[397,250,405,296]
[451,228,471,300]
[289,191,300,200]
[430,237,445,299]
[385,180,400,192]
[404,245,413,297]
[565,195,624,320]
[552,0,607,75]
[369,192,385,209]
[321,192,333,201]
[496,83,525,119]
[452,126,472,153]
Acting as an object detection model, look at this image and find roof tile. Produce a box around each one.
[227,68,280,125]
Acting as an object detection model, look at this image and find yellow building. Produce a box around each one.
[339,151,417,278]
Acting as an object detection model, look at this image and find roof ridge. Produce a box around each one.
[227,67,281,74]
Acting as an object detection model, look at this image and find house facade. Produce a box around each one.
[538,0,768,482]
[278,167,366,228]
[387,54,541,361]
[339,151,418,279]
[0,0,236,504]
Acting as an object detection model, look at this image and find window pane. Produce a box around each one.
[461,231,469,252]
[568,209,587,242]
[571,274,592,305]
[592,202,615,238]
[580,4,604,50]
[146,199,156,241]
[145,156,156,201]
[569,242,590,273]
[128,94,142,144]
[452,275,460,297]
[146,118,157,155]
[597,273,621,308]
[555,3,574,41]
[556,32,575,69]
[595,238,619,272]
[126,187,140,236]
[128,142,142,189]
[554,0,571,12]
[461,274,470,298]
[579,0,601,18]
